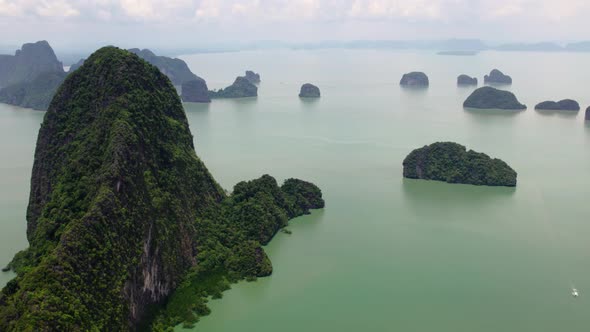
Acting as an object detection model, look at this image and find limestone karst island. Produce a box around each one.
[0,47,324,331]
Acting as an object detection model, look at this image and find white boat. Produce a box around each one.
[572,288,579,297]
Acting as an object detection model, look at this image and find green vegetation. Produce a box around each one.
[150,176,324,331]
[209,76,258,98]
[463,86,526,110]
[68,58,85,73]
[0,71,66,110]
[403,142,517,186]
[0,46,324,331]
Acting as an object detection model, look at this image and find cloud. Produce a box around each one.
[195,0,221,19]
[348,0,443,20]
[0,0,588,23]
[36,0,79,17]
[1,0,590,45]
[120,0,155,18]
[0,0,23,16]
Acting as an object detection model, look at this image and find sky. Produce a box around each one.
[0,0,589,50]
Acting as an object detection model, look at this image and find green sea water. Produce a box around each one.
[2,50,590,331]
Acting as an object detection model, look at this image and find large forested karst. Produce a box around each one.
[73,49,207,86]
[0,40,64,87]
[0,47,324,331]
[403,142,517,187]
[0,41,65,110]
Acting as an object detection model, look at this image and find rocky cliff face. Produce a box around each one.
[457,74,478,86]
[245,70,261,84]
[128,48,201,86]
[484,69,512,85]
[0,41,64,87]
[0,71,66,110]
[0,47,225,331]
[181,79,211,103]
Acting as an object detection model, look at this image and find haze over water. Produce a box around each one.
[2,49,590,331]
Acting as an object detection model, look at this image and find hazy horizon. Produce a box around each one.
[1,0,590,51]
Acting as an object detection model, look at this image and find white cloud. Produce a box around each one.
[36,0,79,17]
[120,0,155,18]
[0,0,23,16]
[1,0,588,23]
[348,0,455,20]
[195,0,220,19]
[1,0,590,43]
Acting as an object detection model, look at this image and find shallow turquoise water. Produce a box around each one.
[1,49,590,331]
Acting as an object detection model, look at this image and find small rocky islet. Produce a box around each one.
[535,99,580,111]
[209,75,258,98]
[586,107,590,121]
[299,83,321,98]
[457,74,478,86]
[484,69,512,85]
[463,86,526,110]
[400,71,429,87]
[403,142,517,187]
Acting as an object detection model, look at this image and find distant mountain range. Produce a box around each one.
[150,39,590,55]
[3,39,590,65]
